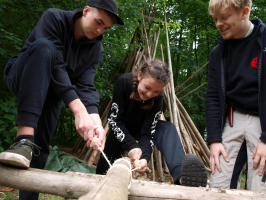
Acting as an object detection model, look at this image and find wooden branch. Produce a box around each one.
[0,164,265,200]
[154,146,164,182]
[84,147,93,162]
[175,61,209,91]
[176,96,210,158]
[180,82,207,101]
[164,8,179,134]
[176,83,193,96]
[143,15,176,28]
[87,150,98,166]
[152,27,161,60]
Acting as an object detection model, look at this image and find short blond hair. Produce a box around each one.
[208,0,252,15]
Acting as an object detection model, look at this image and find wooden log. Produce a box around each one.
[154,145,164,182]
[0,164,265,200]
[84,147,93,162]
[79,158,131,200]
[150,152,155,181]
[87,150,98,166]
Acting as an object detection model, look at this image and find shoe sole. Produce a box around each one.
[181,154,207,187]
[0,152,29,168]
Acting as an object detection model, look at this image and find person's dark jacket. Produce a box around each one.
[4,8,103,114]
[206,18,266,144]
[107,73,163,161]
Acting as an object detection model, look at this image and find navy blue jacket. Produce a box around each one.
[5,8,103,114]
[206,19,266,144]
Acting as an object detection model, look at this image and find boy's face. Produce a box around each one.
[80,6,114,40]
[212,6,248,40]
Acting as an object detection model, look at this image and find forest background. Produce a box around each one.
[0,0,266,152]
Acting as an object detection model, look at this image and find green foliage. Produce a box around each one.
[0,97,17,152]
[1,0,266,147]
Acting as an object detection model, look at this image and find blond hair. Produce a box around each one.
[208,0,252,15]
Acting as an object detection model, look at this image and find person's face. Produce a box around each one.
[80,6,114,39]
[212,6,249,40]
[137,72,164,101]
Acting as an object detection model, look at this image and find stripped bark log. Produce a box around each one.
[79,158,131,200]
[0,164,265,200]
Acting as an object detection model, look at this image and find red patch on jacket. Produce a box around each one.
[251,57,257,69]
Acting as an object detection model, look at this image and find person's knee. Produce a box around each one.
[30,38,56,61]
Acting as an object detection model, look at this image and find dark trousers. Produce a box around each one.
[96,120,185,184]
[4,38,62,200]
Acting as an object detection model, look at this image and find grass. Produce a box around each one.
[0,187,77,200]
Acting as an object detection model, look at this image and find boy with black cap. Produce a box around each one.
[0,0,123,199]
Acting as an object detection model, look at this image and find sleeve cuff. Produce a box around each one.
[260,132,266,144]
[207,136,222,145]
[86,105,99,114]
[123,142,140,153]
[61,89,79,107]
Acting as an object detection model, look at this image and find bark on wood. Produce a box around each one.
[164,8,179,133]
[87,150,98,166]
[154,145,164,182]
[79,158,131,200]
[0,164,265,200]
[176,96,210,158]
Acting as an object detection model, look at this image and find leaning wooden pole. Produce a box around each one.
[163,7,179,131]
[79,158,131,200]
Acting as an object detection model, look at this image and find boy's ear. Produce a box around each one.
[83,6,90,16]
[242,6,250,20]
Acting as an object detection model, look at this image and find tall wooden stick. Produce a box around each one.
[163,7,179,132]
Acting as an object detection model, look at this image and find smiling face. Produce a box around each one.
[212,6,250,40]
[137,72,165,101]
[75,6,115,40]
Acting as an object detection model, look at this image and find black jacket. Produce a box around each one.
[107,73,163,161]
[206,18,266,144]
[5,8,103,114]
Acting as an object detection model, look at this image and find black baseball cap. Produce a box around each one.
[86,0,124,25]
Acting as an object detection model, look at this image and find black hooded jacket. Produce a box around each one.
[205,19,266,144]
[5,8,103,114]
